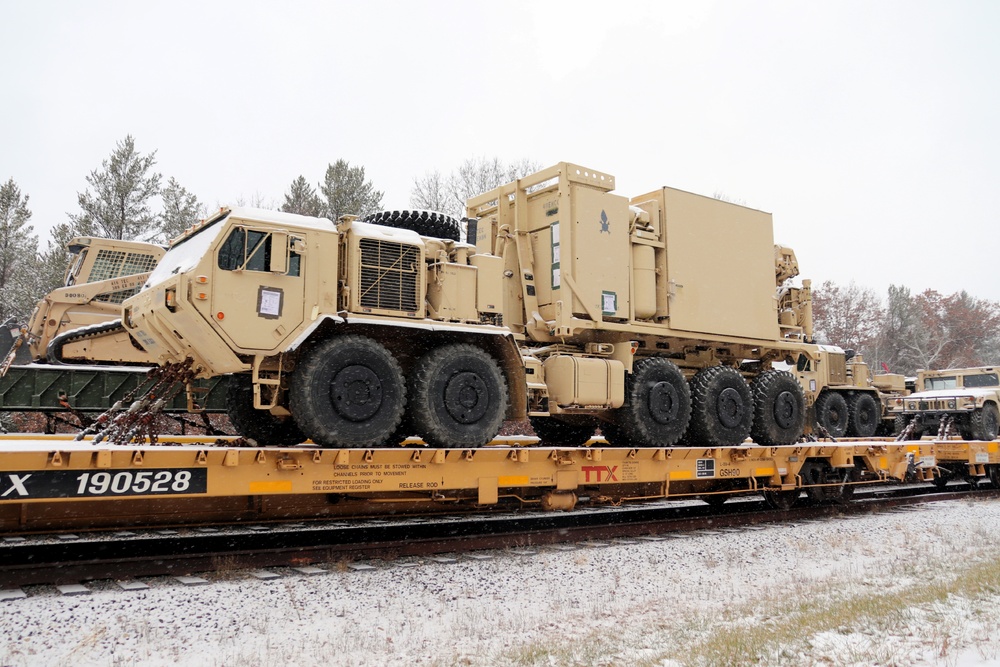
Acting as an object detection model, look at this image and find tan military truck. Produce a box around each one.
[120,163,874,449]
[24,236,164,364]
[890,366,1000,441]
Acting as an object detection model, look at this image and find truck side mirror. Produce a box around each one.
[269,232,288,273]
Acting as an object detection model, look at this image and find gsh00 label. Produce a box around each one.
[0,468,208,500]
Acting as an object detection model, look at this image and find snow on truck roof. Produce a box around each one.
[226,206,338,232]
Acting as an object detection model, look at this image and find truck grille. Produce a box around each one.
[358,238,420,312]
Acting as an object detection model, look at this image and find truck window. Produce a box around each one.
[964,373,999,388]
[217,227,300,276]
[218,228,269,271]
[923,376,957,390]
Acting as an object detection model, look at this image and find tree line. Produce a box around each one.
[811,281,1000,375]
[5,137,997,375]
[0,135,538,325]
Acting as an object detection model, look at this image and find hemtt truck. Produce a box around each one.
[120,163,879,449]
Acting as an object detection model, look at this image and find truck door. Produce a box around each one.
[210,226,305,351]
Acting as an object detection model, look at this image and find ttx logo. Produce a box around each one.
[1,473,32,497]
[580,465,618,483]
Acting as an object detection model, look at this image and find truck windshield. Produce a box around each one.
[144,215,228,287]
[923,376,957,390]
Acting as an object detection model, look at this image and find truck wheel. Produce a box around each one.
[687,366,753,446]
[289,335,406,448]
[362,210,462,242]
[226,375,305,446]
[409,343,507,448]
[814,391,849,438]
[530,416,598,446]
[618,358,691,447]
[969,403,1000,441]
[846,392,880,438]
[893,414,909,436]
[749,369,805,446]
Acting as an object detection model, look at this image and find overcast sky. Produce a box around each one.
[2,1,998,300]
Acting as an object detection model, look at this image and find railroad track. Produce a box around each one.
[3,483,996,591]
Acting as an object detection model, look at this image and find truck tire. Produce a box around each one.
[749,369,805,446]
[226,375,305,446]
[409,343,507,448]
[289,335,406,448]
[362,210,462,242]
[814,391,848,438]
[893,414,908,435]
[530,416,598,446]
[618,358,691,447]
[969,403,1000,441]
[687,365,753,446]
[846,392,880,438]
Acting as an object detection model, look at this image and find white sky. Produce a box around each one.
[2,1,998,300]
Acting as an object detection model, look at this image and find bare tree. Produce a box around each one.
[411,157,541,218]
[810,280,884,353]
[409,169,450,214]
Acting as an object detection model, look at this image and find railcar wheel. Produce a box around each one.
[969,403,1000,442]
[225,374,305,446]
[409,344,507,448]
[749,370,805,446]
[801,461,856,505]
[846,393,880,438]
[988,465,1000,489]
[701,493,729,508]
[289,335,405,448]
[814,391,849,438]
[616,358,691,447]
[762,488,801,511]
[687,366,753,446]
[530,416,598,446]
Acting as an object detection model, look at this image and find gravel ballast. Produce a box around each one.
[3,498,1000,666]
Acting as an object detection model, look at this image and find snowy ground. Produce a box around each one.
[4,497,1000,666]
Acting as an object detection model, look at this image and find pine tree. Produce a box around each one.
[157,177,203,243]
[69,135,162,240]
[319,160,383,221]
[36,222,77,296]
[0,179,40,323]
[281,175,324,217]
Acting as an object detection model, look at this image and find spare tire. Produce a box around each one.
[362,210,461,242]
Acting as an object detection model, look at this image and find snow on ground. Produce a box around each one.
[4,498,1000,666]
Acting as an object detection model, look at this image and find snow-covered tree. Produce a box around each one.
[0,179,39,322]
[156,177,204,243]
[36,222,77,295]
[319,160,383,221]
[281,175,324,217]
[69,135,162,240]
